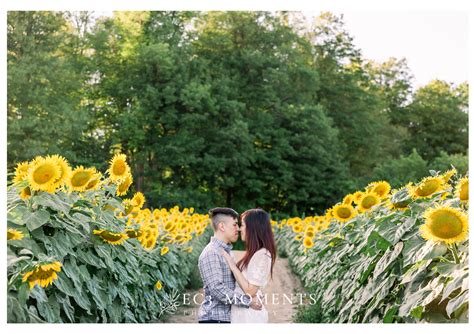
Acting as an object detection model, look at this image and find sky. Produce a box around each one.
[337,11,468,88]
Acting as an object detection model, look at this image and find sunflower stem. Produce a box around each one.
[449,243,460,264]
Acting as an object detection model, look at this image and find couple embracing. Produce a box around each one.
[197,207,277,323]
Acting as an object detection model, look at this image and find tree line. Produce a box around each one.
[7,11,468,216]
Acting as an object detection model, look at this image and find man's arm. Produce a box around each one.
[199,251,251,308]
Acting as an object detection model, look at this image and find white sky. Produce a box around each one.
[340,11,468,88]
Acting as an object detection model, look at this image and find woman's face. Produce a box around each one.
[240,220,247,242]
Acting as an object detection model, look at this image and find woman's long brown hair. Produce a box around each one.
[236,208,276,278]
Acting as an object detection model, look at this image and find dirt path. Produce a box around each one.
[165,250,305,323]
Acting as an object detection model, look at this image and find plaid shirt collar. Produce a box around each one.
[210,236,233,252]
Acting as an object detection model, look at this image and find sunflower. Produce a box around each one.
[7,228,24,240]
[49,155,72,188]
[294,234,303,241]
[125,228,142,238]
[155,280,163,290]
[184,246,193,253]
[116,173,133,196]
[419,206,468,244]
[85,171,102,191]
[366,181,391,199]
[343,194,354,205]
[325,208,334,220]
[13,161,30,185]
[455,177,468,202]
[68,166,96,192]
[93,229,128,245]
[314,223,326,233]
[122,199,135,216]
[409,176,447,199]
[303,237,314,249]
[27,156,61,193]
[305,225,316,234]
[140,227,158,249]
[131,192,145,209]
[442,168,457,183]
[108,153,130,183]
[332,203,357,223]
[352,191,365,203]
[174,234,187,243]
[357,192,381,213]
[164,221,175,232]
[141,235,158,251]
[22,261,62,290]
[292,224,303,233]
[20,186,32,200]
[160,246,169,256]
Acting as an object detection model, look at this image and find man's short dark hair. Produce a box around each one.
[208,207,239,220]
[208,207,239,230]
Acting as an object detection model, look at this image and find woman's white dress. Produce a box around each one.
[231,248,272,323]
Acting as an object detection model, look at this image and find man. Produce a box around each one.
[197,207,262,323]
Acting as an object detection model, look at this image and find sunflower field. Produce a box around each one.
[6,152,469,323]
[7,154,211,323]
[275,170,469,323]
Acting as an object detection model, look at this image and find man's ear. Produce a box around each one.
[218,222,225,232]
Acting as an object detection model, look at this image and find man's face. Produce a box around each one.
[218,216,240,243]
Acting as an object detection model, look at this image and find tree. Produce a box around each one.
[304,12,405,178]
[7,12,91,167]
[372,149,428,188]
[404,80,468,161]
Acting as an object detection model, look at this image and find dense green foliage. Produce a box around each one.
[7,184,211,323]
[276,172,468,323]
[8,11,468,216]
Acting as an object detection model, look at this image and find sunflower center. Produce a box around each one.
[417,180,441,196]
[33,164,56,184]
[430,211,463,239]
[393,201,409,209]
[23,187,31,196]
[126,229,141,238]
[86,178,99,189]
[361,196,377,208]
[373,186,385,196]
[71,171,92,187]
[337,207,352,218]
[36,268,55,280]
[101,231,124,242]
[146,239,155,248]
[113,161,127,175]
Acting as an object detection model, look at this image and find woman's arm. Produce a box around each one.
[220,250,260,297]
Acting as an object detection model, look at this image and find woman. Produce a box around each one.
[220,208,277,323]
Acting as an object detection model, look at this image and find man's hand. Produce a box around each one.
[220,249,237,270]
[249,296,262,311]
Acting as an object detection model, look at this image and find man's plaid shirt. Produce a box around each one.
[198,237,250,322]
